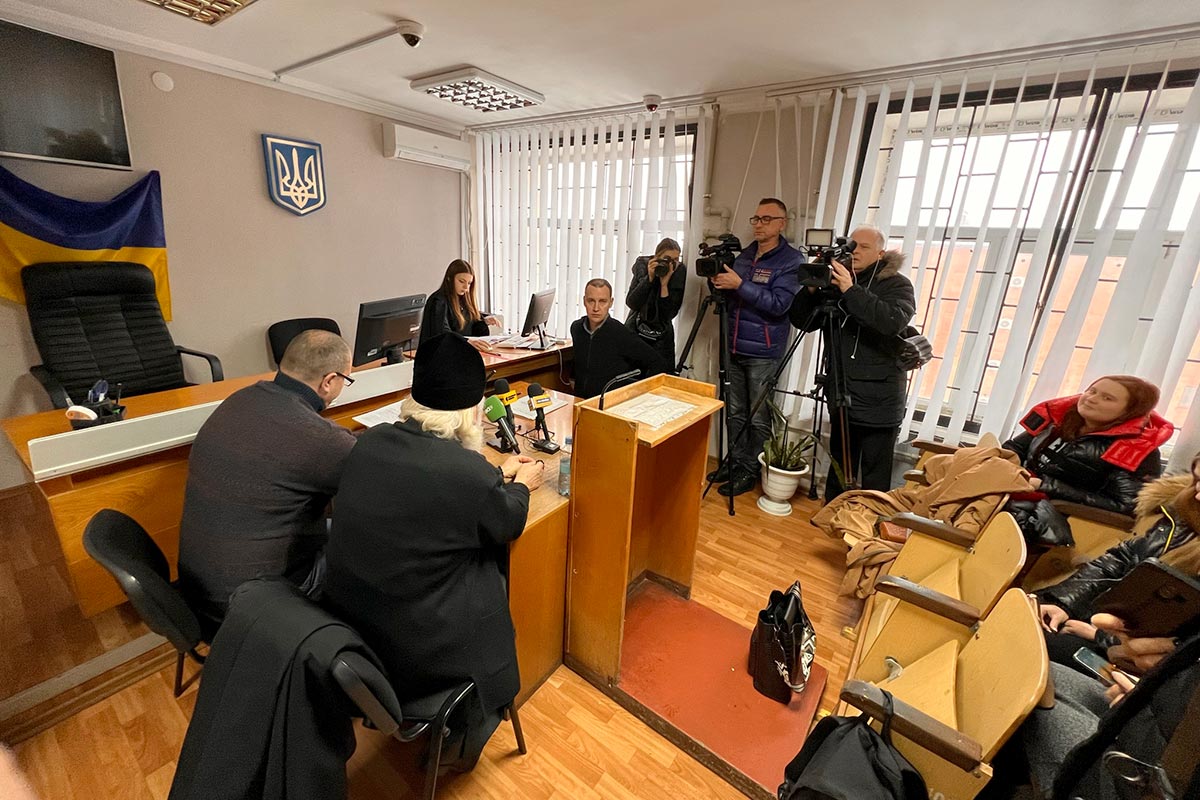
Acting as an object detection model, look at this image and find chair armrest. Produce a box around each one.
[29,365,71,409]
[903,469,930,486]
[883,512,977,549]
[875,575,981,629]
[840,679,983,772]
[1049,500,1134,531]
[176,346,224,382]
[911,438,959,456]
[331,652,399,737]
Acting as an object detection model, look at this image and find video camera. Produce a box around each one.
[799,228,857,289]
[695,234,743,278]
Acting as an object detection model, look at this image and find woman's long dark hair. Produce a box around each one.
[438,259,481,330]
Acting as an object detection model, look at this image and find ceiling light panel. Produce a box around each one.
[411,68,544,113]
[137,0,260,25]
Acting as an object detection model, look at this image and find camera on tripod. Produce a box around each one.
[695,234,743,278]
[800,228,857,289]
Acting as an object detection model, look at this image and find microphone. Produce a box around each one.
[598,369,642,411]
[493,378,518,429]
[484,395,520,453]
[528,382,560,454]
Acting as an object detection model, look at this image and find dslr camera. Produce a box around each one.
[695,234,743,278]
[800,228,857,289]
[651,254,678,279]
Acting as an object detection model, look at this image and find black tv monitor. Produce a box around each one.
[0,21,131,169]
[353,294,425,366]
[521,288,556,336]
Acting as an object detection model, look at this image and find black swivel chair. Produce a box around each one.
[22,262,223,408]
[266,317,341,367]
[82,509,209,697]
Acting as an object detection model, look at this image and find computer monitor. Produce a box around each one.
[352,294,425,366]
[520,288,556,338]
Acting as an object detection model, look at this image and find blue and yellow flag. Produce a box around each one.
[0,165,172,318]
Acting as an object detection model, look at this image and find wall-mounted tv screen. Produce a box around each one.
[0,20,131,169]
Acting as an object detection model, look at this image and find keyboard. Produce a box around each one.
[495,334,554,350]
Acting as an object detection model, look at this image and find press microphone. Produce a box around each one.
[493,378,518,429]
[598,369,641,411]
[484,395,520,453]
[527,382,560,454]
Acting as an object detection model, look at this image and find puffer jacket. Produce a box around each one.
[1004,395,1174,514]
[1038,473,1199,620]
[788,250,916,427]
[725,237,804,359]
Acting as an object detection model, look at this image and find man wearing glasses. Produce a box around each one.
[708,198,803,496]
[178,329,358,628]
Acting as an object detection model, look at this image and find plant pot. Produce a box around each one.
[757,453,810,517]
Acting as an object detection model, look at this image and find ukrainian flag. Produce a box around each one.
[0,165,172,318]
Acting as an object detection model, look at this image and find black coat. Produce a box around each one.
[788,251,916,427]
[625,255,686,362]
[570,315,670,399]
[419,291,489,345]
[170,579,376,800]
[322,420,529,712]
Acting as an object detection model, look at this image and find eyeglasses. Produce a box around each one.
[334,371,355,386]
[749,215,784,225]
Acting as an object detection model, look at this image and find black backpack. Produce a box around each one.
[778,691,928,800]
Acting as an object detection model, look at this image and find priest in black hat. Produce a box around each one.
[322,333,544,770]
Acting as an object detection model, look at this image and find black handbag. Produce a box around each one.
[778,691,928,800]
[749,580,816,703]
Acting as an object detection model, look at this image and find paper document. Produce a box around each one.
[510,394,569,420]
[352,399,406,428]
[607,393,696,429]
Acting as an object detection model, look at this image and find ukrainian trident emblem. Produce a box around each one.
[261,135,327,216]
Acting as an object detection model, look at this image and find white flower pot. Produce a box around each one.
[757,453,810,517]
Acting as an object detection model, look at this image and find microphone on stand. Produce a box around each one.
[493,378,518,430]
[528,383,560,454]
[598,369,641,411]
[484,395,520,454]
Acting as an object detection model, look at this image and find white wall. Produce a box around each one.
[0,51,463,487]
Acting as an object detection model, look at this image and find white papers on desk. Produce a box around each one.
[510,394,569,420]
[352,399,406,428]
[606,393,696,429]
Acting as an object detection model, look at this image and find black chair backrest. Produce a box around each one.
[82,509,203,654]
[22,262,187,404]
[267,317,341,367]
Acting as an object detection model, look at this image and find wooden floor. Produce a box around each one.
[11,483,862,799]
[0,486,148,701]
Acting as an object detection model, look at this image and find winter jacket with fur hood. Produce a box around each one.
[789,250,916,427]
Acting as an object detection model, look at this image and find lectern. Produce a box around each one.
[565,374,722,684]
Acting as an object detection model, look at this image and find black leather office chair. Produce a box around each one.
[332,651,527,800]
[21,262,223,408]
[266,317,341,367]
[82,509,208,697]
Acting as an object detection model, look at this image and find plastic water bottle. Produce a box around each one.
[558,438,572,497]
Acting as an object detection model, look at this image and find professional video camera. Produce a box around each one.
[695,234,743,278]
[799,228,857,289]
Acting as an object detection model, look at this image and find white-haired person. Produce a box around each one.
[322,332,544,772]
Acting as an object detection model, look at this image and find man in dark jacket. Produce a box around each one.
[709,198,804,496]
[323,333,545,771]
[178,329,357,629]
[572,278,670,398]
[789,226,915,501]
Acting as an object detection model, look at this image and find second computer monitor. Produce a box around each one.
[521,288,556,336]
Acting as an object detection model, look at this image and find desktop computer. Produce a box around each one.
[352,294,425,366]
[496,288,556,350]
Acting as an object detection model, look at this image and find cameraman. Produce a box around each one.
[789,225,915,501]
[626,237,687,363]
[708,198,804,497]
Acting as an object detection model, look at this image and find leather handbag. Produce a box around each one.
[748,580,816,703]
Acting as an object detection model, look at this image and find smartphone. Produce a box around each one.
[1092,559,1200,639]
[1073,646,1118,686]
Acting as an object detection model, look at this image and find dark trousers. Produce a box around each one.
[824,419,899,501]
[726,354,782,473]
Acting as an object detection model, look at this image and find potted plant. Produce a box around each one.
[757,400,815,516]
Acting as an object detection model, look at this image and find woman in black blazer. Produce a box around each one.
[419,259,495,349]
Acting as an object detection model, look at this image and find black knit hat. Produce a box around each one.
[411,333,486,411]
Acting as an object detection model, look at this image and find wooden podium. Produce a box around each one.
[565,374,722,685]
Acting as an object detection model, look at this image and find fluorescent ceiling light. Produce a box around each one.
[137,0,260,25]
[410,67,544,113]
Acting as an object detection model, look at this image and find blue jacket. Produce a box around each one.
[725,237,804,358]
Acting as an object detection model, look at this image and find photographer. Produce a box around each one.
[708,198,803,497]
[789,225,915,501]
[625,237,687,362]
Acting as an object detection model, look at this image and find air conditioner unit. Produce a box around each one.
[382,123,471,172]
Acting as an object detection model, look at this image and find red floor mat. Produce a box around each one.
[619,581,827,792]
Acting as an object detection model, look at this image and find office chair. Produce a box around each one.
[21,262,223,408]
[332,651,527,800]
[82,509,208,697]
[267,317,341,367]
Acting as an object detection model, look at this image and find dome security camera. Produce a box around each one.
[396,20,425,48]
[643,94,662,112]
